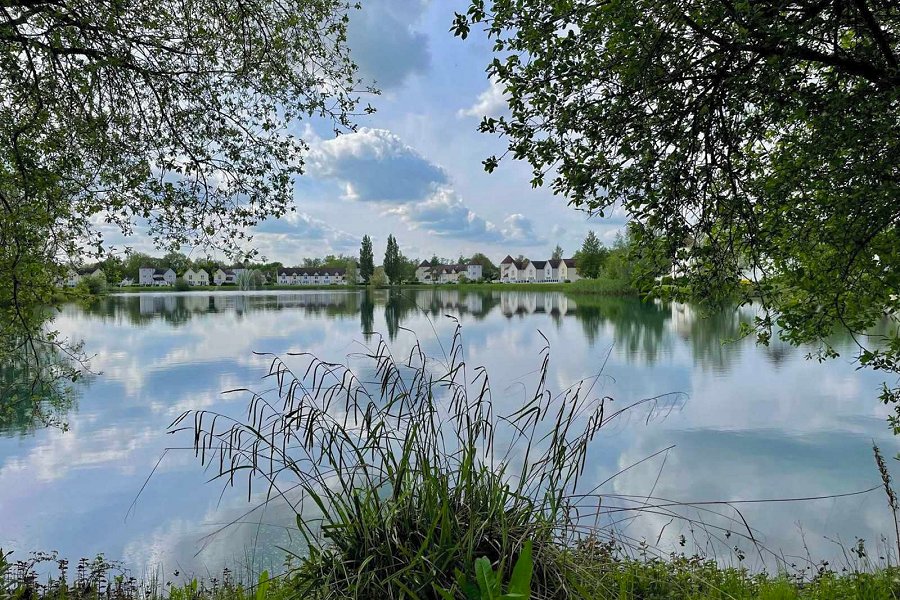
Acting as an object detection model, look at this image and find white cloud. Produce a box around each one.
[309,128,447,202]
[458,78,509,119]
[390,188,544,245]
[500,213,545,244]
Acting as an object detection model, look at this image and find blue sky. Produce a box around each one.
[120,1,628,265]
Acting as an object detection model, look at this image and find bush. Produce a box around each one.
[175,324,665,599]
[75,274,107,296]
[174,278,190,291]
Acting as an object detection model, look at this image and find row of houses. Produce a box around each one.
[136,267,252,287]
[499,256,580,283]
[64,253,581,289]
[414,262,484,284]
[276,267,347,286]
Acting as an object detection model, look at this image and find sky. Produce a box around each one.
[115,1,628,266]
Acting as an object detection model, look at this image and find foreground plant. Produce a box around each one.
[174,323,689,599]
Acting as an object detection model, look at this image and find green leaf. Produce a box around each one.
[507,540,532,598]
[255,570,269,600]
[474,557,499,600]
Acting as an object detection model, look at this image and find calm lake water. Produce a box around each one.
[1,290,896,575]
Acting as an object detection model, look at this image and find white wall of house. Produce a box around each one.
[64,269,80,287]
[500,263,517,282]
[139,267,156,286]
[466,264,483,280]
[213,269,227,285]
[416,266,432,283]
[522,262,537,281]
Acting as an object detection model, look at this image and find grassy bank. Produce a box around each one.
[5,551,899,600]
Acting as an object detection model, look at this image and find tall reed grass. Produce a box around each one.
[170,321,751,599]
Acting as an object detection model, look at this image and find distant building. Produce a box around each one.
[500,255,579,283]
[276,267,347,286]
[183,268,210,286]
[415,262,483,284]
[139,267,176,286]
[62,267,105,287]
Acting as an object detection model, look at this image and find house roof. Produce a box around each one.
[436,264,465,274]
[563,258,577,267]
[418,260,431,267]
[531,260,547,269]
[548,259,562,268]
[279,267,346,276]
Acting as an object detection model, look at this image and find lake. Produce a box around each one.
[0,289,895,576]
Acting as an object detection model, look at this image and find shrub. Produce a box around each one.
[174,278,190,291]
[173,323,685,599]
[75,274,107,296]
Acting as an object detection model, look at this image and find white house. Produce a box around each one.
[560,258,580,282]
[415,262,483,284]
[211,267,248,285]
[277,267,347,285]
[500,255,579,283]
[139,267,176,286]
[415,261,433,283]
[62,267,104,287]
[183,268,210,286]
[500,256,530,282]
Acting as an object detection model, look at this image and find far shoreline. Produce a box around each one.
[104,279,639,296]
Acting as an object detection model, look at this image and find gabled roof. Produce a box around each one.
[531,260,547,269]
[548,259,562,268]
[418,260,431,268]
[563,258,577,267]
[279,267,346,276]
[500,255,515,264]
[436,264,465,274]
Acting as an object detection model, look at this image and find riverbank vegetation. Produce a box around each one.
[5,548,900,600]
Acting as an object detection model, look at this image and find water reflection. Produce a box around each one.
[0,290,895,574]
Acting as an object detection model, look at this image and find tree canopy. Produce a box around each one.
[1,0,368,425]
[574,231,606,279]
[359,236,375,284]
[384,235,402,284]
[454,0,900,422]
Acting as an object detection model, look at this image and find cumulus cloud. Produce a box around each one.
[390,188,543,245]
[309,128,447,202]
[458,78,509,119]
[347,0,430,89]
[501,213,546,244]
[251,212,358,259]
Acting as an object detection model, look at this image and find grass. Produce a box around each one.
[5,549,900,600]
